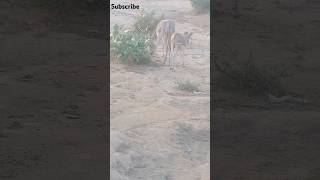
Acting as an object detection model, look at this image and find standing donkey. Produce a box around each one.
[170,31,193,70]
[155,19,175,65]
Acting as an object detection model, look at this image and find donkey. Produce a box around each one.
[169,31,193,69]
[155,19,175,64]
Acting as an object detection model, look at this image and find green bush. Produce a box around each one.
[133,11,164,36]
[110,11,163,65]
[190,0,210,13]
[110,24,155,65]
[176,81,200,92]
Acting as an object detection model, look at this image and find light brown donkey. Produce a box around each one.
[155,20,175,64]
[170,32,193,69]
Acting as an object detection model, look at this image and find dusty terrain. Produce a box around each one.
[0,1,107,179]
[213,0,320,179]
[110,0,210,179]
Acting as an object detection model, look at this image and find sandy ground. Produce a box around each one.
[110,0,210,179]
[0,2,108,179]
[213,0,320,179]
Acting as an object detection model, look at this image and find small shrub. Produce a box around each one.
[133,11,164,36]
[110,24,155,65]
[176,81,200,92]
[190,0,210,13]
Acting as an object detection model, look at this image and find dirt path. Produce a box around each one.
[110,0,210,179]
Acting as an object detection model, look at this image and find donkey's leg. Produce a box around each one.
[169,38,175,70]
[164,41,168,65]
[171,47,178,70]
[182,48,186,66]
[162,38,165,57]
[170,48,174,67]
[169,47,174,68]
[169,50,177,71]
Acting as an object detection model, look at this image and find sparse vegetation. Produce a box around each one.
[190,0,210,13]
[176,80,200,92]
